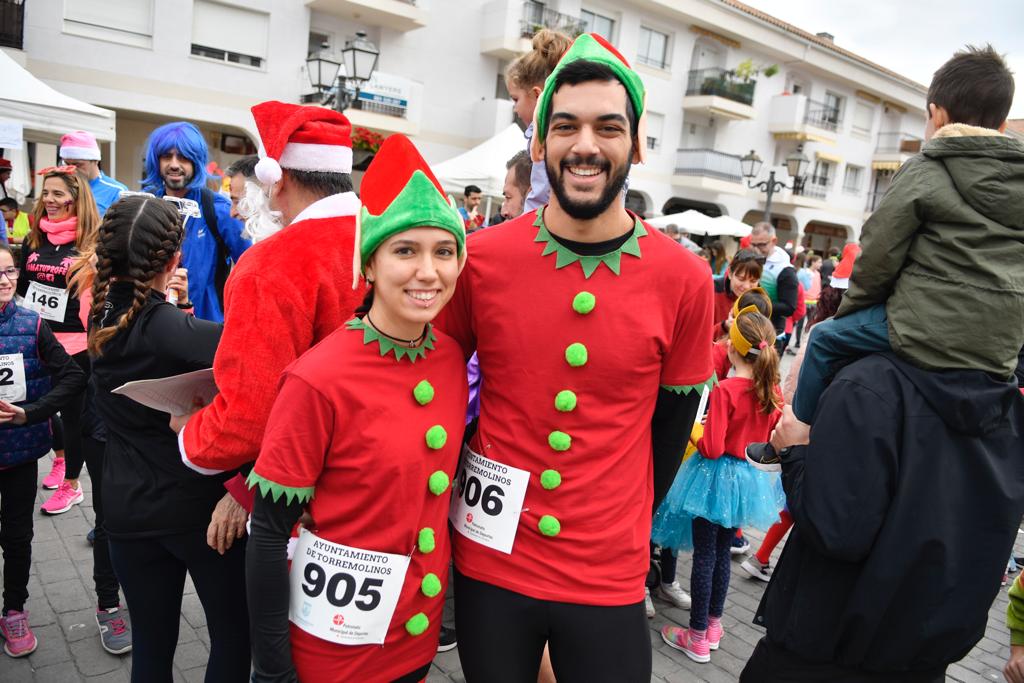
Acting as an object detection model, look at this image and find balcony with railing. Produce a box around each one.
[0,0,25,49]
[481,0,583,60]
[299,71,422,136]
[794,175,831,201]
[682,67,756,121]
[768,94,839,143]
[803,100,841,132]
[305,0,424,31]
[671,149,746,193]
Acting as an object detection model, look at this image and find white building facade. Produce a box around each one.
[3,0,926,248]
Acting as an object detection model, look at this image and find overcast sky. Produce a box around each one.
[743,0,1024,119]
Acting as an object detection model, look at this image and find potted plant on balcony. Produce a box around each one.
[352,127,385,170]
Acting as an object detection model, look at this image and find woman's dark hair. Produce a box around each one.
[88,196,184,355]
[927,44,1014,129]
[707,240,727,273]
[354,286,374,317]
[729,248,764,281]
[809,284,844,329]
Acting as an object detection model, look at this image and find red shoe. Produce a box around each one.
[661,625,710,663]
[1,610,37,657]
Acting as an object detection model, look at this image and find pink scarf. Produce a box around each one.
[39,216,78,246]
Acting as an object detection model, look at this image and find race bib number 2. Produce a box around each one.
[0,353,27,402]
[25,282,69,322]
[289,529,410,646]
[449,447,530,554]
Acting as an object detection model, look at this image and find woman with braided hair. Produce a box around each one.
[89,195,250,682]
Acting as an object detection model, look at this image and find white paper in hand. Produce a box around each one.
[111,368,218,416]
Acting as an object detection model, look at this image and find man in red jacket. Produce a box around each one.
[170,101,364,551]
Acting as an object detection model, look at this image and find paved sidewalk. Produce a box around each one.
[1,459,1018,682]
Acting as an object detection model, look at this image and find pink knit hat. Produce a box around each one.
[59,131,101,161]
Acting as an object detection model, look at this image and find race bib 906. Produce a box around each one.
[449,446,530,554]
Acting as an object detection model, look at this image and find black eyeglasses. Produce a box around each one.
[0,267,20,281]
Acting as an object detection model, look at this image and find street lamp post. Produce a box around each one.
[306,31,380,112]
[741,147,810,224]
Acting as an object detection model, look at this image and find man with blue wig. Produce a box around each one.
[142,122,251,322]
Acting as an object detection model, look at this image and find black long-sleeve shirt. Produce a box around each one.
[771,265,799,333]
[22,319,87,424]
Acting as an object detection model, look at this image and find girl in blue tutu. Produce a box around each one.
[653,307,785,664]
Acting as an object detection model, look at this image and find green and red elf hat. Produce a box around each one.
[353,134,466,287]
[530,33,648,164]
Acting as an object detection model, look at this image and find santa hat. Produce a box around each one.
[355,134,465,288]
[0,158,10,170]
[830,242,862,289]
[59,131,101,161]
[250,101,352,186]
[531,33,649,164]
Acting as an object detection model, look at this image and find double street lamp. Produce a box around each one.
[741,147,810,224]
[306,31,380,112]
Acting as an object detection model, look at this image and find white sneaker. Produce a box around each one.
[741,557,772,583]
[657,581,692,609]
[644,587,655,618]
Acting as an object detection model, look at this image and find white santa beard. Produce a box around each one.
[240,180,284,242]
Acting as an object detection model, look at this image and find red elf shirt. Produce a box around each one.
[436,207,714,606]
[250,319,468,682]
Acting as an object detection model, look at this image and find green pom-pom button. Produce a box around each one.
[548,431,571,452]
[565,343,588,367]
[540,469,562,490]
[421,572,442,598]
[572,291,596,315]
[554,390,577,412]
[418,527,435,554]
[413,380,435,405]
[425,425,447,450]
[428,470,450,495]
[405,612,429,636]
[538,515,561,537]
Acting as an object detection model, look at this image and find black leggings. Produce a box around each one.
[52,350,89,479]
[454,570,651,683]
[0,460,37,612]
[690,516,734,631]
[108,530,250,683]
[82,435,119,609]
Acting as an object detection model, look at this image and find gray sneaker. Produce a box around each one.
[96,607,132,655]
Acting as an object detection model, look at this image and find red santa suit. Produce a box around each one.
[178,101,364,479]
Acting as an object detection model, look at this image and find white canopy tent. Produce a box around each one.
[431,123,526,220]
[0,50,117,201]
[647,210,753,238]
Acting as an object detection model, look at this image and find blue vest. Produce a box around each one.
[0,305,52,467]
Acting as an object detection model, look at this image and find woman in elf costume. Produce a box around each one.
[245,134,468,683]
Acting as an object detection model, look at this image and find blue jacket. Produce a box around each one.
[0,305,51,467]
[90,173,129,217]
[177,189,251,322]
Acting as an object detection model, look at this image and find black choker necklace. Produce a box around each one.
[365,313,428,348]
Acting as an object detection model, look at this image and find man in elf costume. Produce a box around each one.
[436,34,714,681]
[172,101,364,538]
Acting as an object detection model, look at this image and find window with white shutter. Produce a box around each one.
[852,102,875,136]
[191,0,269,69]
[63,0,154,48]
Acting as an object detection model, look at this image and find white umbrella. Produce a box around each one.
[708,215,753,238]
[646,210,717,233]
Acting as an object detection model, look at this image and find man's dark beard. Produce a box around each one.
[546,149,632,220]
[162,171,193,190]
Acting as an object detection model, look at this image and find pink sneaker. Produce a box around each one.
[1,610,37,657]
[661,625,710,663]
[42,457,65,490]
[707,618,723,650]
[41,481,84,515]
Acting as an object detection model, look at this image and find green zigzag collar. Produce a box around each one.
[346,317,436,362]
[247,470,314,505]
[661,373,719,396]
[534,206,647,278]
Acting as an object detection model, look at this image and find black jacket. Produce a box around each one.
[756,353,1024,675]
[92,283,233,539]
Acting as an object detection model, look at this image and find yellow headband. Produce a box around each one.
[729,305,768,357]
[732,287,772,321]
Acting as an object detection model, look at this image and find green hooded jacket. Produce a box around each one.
[837,124,1024,377]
